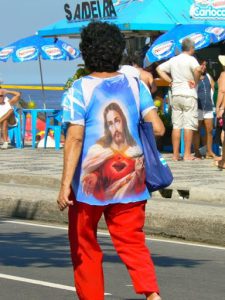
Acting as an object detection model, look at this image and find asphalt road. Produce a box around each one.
[0,218,224,300]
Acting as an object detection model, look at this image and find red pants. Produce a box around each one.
[68,197,160,300]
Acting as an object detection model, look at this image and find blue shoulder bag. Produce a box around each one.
[139,121,173,192]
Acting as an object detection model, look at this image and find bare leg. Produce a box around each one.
[2,120,8,142]
[183,129,194,160]
[172,128,181,160]
[221,131,224,144]
[0,110,14,148]
[146,292,161,300]
[204,118,215,157]
[214,130,224,161]
[8,113,17,126]
[193,121,203,158]
[0,109,14,123]
[218,138,225,168]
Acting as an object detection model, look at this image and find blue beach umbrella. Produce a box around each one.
[0,35,80,108]
[144,24,225,66]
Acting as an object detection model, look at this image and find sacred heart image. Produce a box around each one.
[81,102,146,201]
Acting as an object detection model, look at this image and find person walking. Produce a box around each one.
[57,22,165,300]
[193,59,217,159]
[156,38,202,161]
[0,89,21,149]
[215,55,225,169]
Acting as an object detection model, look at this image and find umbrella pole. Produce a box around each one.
[38,55,46,109]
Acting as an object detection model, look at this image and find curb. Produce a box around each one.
[1,196,225,247]
[1,173,225,204]
[0,174,60,189]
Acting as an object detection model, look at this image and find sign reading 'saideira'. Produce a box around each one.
[64,0,117,22]
[190,0,225,20]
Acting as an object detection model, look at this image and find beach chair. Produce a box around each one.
[8,108,23,148]
[44,110,66,150]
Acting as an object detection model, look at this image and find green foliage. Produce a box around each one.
[64,67,90,90]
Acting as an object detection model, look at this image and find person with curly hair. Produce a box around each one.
[57,21,164,300]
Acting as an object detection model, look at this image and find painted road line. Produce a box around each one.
[3,219,225,251]
[0,273,75,291]
[3,220,68,230]
[0,273,112,296]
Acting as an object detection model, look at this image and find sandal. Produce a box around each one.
[172,156,183,161]
[218,160,225,169]
[183,156,201,161]
[205,153,217,159]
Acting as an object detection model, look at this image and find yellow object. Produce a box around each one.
[27,100,36,109]
[1,85,63,91]
[154,100,162,108]
[37,131,45,136]
[37,130,54,137]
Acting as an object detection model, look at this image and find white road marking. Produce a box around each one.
[3,220,68,230]
[125,284,133,287]
[2,219,225,251]
[0,273,75,291]
[0,273,112,296]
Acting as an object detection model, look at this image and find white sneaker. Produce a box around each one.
[1,142,8,149]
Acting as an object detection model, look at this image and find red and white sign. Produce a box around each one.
[42,46,62,57]
[152,41,174,57]
[180,33,205,45]
[17,47,37,59]
[0,47,14,58]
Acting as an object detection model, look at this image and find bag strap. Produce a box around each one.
[133,77,143,120]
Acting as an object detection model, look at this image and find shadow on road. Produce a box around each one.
[0,230,209,269]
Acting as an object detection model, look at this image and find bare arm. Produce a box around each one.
[216,72,225,118]
[156,67,172,84]
[57,124,84,211]
[210,76,215,91]
[143,108,165,137]
[193,66,202,84]
[140,70,157,93]
[5,90,21,105]
[147,72,157,94]
[150,80,157,94]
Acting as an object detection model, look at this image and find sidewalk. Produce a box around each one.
[0,147,225,246]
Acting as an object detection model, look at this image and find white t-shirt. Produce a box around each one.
[158,53,200,98]
[0,96,12,119]
[119,65,140,79]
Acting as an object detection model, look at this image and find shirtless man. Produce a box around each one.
[0,89,21,149]
[216,55,225,169]
[120,54,157,93]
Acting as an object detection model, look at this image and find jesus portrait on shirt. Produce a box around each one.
[81,102,145,201]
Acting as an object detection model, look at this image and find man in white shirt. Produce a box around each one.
[156,38,202,161]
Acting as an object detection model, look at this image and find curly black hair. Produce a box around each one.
[80,22,126,72]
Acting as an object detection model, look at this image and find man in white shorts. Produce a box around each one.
[0,89,21,149]
[156,38,202,161]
